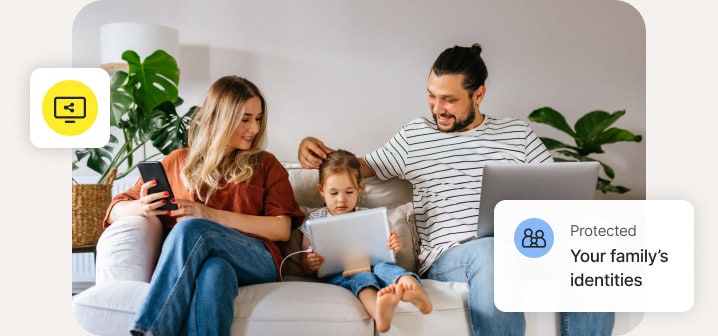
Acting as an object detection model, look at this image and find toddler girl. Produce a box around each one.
[298,149,432,332]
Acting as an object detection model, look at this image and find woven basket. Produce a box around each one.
[72,183,112,247]
[72,170,116,247]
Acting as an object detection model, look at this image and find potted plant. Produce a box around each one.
[73,49,196,183]
[71,49,196,247]
[528,107,643,194]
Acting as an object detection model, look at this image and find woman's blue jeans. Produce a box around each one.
[130,218,277,336]
[424,237,614,336]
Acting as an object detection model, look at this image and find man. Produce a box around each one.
[298,44,614,336]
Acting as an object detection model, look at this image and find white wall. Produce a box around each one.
[72,0,645,199]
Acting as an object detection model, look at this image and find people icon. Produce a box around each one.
[522,228,546,248]
[514,218,554,258]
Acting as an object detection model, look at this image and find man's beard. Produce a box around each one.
[433,103,476,132]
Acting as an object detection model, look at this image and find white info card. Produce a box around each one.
[494,200,693,312]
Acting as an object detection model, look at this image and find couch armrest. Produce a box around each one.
[95,216,163,284]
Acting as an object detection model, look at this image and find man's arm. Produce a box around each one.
[298,137,333,169]
[358,157,376,178]
[298,137,377,178]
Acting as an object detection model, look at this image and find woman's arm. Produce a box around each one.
[172,199,292,241]
[214,211,292,242]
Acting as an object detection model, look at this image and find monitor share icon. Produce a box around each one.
[38,77,101,138]
[54,96,86,123]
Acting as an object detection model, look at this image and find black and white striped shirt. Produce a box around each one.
[365,116,553,274]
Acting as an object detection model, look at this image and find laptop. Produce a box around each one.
[475,161,600,239]
[306,207,396,278]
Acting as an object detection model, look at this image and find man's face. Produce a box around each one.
[427,72,484,132]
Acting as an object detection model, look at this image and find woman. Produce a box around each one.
[103,76,304,335]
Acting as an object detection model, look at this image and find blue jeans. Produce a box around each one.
[130,218,277,336]
[323,262,419,297]
[423,237,614,336]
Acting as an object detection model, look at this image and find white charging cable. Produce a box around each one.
[279,247,313,281]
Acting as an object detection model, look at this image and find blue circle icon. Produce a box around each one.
[514,218,553,258]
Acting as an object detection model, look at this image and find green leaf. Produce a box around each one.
[594,127,643,145]
[150,103,196,154]
[555,149,587,162]
[599,161,616,179]
[574,110,628,155]
[597,177,630,194]
[73,135,119,177]
[575,110,623,138]
[109,70,133,128]
[122,50,179,121]
[539,137,576,151]
[528,107,576,137]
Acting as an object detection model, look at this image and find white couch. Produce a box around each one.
[72,164,641,335]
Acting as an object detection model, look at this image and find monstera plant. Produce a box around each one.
[528,107,643,194]
[73,50,197,184]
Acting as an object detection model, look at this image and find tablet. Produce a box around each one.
[306,207,396,278]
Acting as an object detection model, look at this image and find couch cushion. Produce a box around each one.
[284,163,413,209]
[73,280,374,336]
[72,281,149,336]
[387,202,418,273]
[385,280,471,336]
[232,282,373,335]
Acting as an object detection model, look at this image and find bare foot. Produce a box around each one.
[399,282,433,314]
[375,284,403,332]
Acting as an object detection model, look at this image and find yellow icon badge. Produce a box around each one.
[42,80,98,136]
[30,68,109,148]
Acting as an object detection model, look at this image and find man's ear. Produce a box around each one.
[473,85,486,106]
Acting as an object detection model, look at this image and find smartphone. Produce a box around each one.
[137,161,178,211]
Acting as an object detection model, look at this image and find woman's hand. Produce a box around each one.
[138,180,172,217]
[298,137,333,169]
[171,199,217,222]
[301,251,325,273]
[387,229,402,252]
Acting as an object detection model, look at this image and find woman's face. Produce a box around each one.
[227,97,263,152]
[319,171,361,216]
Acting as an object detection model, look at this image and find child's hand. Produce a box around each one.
[387,229,402,252]
[302,251,325,273]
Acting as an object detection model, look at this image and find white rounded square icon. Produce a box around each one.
[30,68,110,148]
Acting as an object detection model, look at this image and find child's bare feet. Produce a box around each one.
[399,282,433,314]
[375,284,403,332]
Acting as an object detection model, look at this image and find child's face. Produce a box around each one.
[319,171,361,216]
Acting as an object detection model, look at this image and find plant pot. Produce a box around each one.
[72,184,112,247]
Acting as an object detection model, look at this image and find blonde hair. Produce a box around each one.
[181,76,267,202]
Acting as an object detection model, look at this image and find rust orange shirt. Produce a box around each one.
[104,148,305,275]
